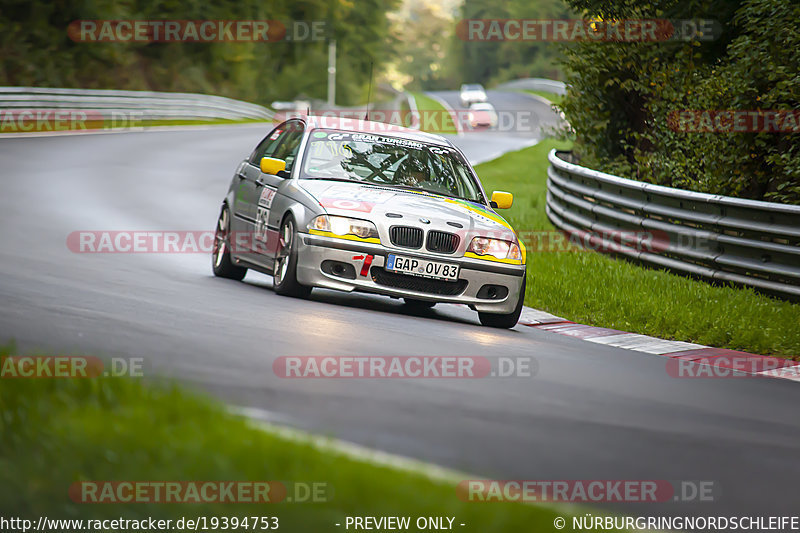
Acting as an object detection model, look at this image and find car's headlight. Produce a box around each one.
[309,215,379,240]
[467,237,522,261]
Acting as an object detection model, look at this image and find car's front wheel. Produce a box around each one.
[212,205,247,281]
[478,276,525,329]
[273,215,312,298]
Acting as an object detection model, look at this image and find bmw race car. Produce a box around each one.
[212,117,527,328]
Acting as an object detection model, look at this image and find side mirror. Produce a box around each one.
[490,191,513,209]
[260,157,287,176]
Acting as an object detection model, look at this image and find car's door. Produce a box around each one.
[248,120,306,262]
[232,124,287,235]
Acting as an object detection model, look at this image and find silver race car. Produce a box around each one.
[212,117,527,328]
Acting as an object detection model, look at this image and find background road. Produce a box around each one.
[1,94,799,519]
[427,89,561,164]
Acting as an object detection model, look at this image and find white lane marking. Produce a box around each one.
[635,341,706,355]
[424,92,464,137]
[515,90,567,122]
[519,92,554,106]
[528,316,797,382]
[519,306,565,325]
[406,93,420,130]
[230,406,467,483]
[586,333,705,355]
[230,406,298,425]
[228,405,583,516]
[586,333,672,351]
[585,333,654,347]
[757,366,800,382]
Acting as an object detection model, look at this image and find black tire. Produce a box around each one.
[403,298,436,309]
[478,276,526,329]
[212,205,247,281]
[273,215,312,298]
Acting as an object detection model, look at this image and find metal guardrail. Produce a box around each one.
[495,78,567,96]
[546,150,800,298]
[0,87,273,121]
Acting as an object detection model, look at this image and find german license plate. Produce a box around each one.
[385,254,460,281]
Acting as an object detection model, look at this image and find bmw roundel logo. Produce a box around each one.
[419,218,431,224]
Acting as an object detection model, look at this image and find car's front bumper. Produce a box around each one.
[295,233,526,314]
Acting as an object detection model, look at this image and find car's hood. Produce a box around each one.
[299,179,516,241]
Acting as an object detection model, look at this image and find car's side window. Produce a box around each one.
[248,126,289,165]
[272,123,305,172]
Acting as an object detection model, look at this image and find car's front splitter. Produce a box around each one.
[296,233,525,314]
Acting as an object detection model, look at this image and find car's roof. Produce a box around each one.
[304,116,452,147]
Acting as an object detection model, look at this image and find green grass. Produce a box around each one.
[522,90,564,106]
[0,360,599,530]
[475,139,800,359]
[99,117,269,131]
[409,92,459,135]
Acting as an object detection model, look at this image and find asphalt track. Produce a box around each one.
[1,91,799,520]
[427,89,562,164]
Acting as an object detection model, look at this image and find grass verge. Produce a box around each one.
[136,118,268,128]
[409,92,459,135]
[474,139,800,358]
[0,356,592,530]
[0,117,269,135]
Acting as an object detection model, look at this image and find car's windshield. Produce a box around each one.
[463,84,483,91]
[301,130,485,203]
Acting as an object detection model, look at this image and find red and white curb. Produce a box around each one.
[518,307,800,382]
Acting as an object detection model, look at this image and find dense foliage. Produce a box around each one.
[0,0,398,107]
[453,0,573,85]
[560,0,800,204]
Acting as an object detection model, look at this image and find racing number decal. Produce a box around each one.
[255,207,269,243]
[259,188,276,209]
[353,255,373,277]
[255,188,276,243]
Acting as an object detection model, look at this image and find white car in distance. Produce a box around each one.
[459,84,488,107]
